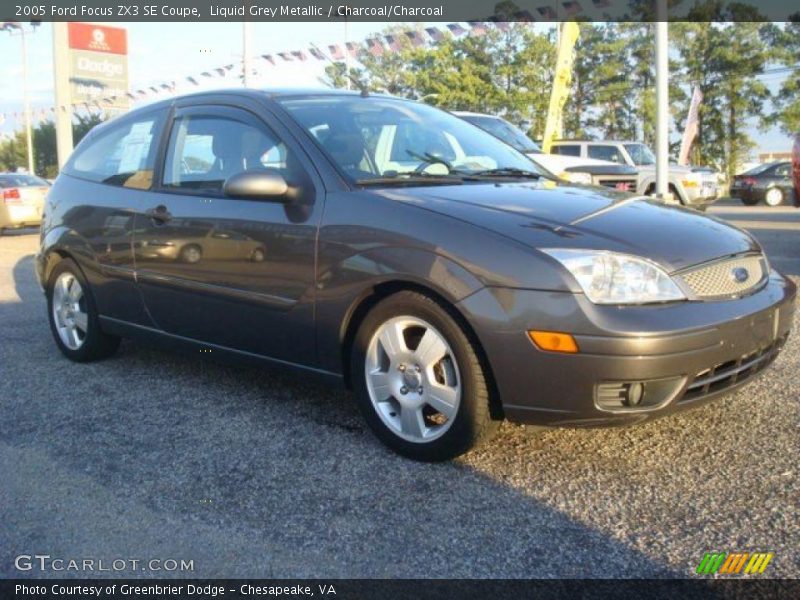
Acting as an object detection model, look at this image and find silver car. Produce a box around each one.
[0,173,49,234]
[550,140,719,209]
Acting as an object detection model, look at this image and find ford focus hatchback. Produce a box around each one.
[37,90,795,461]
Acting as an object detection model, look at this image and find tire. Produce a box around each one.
[741,196,759,206]
[180,244,202,263]
[351,291,498,461]
[251,248,266,263]
[46,258,120,362]
[765,187,784,207]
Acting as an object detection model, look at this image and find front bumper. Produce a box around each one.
[458,272,796,427]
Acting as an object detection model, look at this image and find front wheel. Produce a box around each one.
[351,291,498,461]
[47,258,120,362]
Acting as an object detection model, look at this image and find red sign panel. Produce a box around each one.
[68,23,127,55]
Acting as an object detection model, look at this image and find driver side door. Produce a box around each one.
[133,104,323,366]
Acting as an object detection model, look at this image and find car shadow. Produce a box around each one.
[0,258,692,580]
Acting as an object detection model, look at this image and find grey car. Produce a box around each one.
[37,90,795,461]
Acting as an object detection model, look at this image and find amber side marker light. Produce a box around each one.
[528,330,579,354]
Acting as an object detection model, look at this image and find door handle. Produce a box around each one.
[146,205,172,225]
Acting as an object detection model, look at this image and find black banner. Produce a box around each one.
[3,579,800,600]
[1,0,799,22]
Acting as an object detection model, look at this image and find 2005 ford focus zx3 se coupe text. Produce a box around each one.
[37,90,795,461]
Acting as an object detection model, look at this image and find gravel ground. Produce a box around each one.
[1,202,798,579]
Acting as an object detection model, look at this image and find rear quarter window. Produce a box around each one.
[64,110,167,190]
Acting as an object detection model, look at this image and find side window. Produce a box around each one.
[551,144,581,157]
[66,112,165,189]
[162,114,291,193]
[774,164,790,177]
[588,145,624,164]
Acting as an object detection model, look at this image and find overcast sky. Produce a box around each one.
[0,21,790,156]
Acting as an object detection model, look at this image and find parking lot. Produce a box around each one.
[0,200,798,579]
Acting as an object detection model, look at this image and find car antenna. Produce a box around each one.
[310,43,369,97]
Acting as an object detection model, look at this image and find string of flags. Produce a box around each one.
[0,21,509,128]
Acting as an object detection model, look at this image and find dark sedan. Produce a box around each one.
[36,90,795,461]
[730,161,797,207]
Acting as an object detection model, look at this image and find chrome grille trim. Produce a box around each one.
[677,254,767,299]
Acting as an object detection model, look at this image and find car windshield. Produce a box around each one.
[278,95,547,184]
[461,115,541,154]
[623,143,656,166]
[0,174,50,188]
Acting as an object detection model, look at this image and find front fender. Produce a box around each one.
[314,246,486,374]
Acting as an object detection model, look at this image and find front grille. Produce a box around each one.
[595,177,637,191]
[680,334,787,403]
[677,254,767,299]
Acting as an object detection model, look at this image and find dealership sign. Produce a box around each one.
[67,23,129,110]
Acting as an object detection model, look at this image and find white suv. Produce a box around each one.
[454,112,638,193]
[550,140,720,209]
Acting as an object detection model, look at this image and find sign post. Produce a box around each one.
[52,22,129,169]
[52,23,73,169]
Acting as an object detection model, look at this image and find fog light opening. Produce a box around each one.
[623,382,644,407]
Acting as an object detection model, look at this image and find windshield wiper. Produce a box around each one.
[464,167,542,179]
[357,173,465,187]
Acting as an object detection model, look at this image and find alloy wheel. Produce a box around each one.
[765,188,783,207]
[364,316,461,443]
[52,271,88,350]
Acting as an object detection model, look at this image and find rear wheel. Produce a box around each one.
[47,259,120,362]
[351,291,498,461]
[765,187,784,207]
[180,244,202,263]
[251,248,266,262]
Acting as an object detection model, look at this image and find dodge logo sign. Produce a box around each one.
[731,267,750,283]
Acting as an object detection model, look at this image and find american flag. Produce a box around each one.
[425,27,443,42]
[405,31,424,46]
[366,38,384,57]
[468,22,487,35]
[277,52,293,61]
[447,23,467,36]
[678,86,703,166]
[309,47,326,60]
[385,35,401,52]
[346,42,360,58]
[261,54,275,65]
[291,50,307,61]
[328,44,344,60]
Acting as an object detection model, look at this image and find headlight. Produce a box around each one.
[560,171,593,185]
[541,249,686,304]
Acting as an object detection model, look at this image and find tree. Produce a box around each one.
[771,22,800,135]
[0,112,105,177]
[673,22,772,178]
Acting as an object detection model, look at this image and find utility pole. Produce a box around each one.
[654,1,670,199]
[344,16,350,90]
[52,23,73,170]
[3,22,36,174]
[242,21,252,87]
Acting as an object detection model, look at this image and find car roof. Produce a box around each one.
[553,140,640,144]
[451,111,498,118]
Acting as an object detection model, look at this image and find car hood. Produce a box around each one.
[527,152,624,171]
[380,181,759,272]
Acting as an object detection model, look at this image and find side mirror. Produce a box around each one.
[223,170,289,202]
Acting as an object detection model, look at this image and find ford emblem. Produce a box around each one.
[731,267,749,283]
